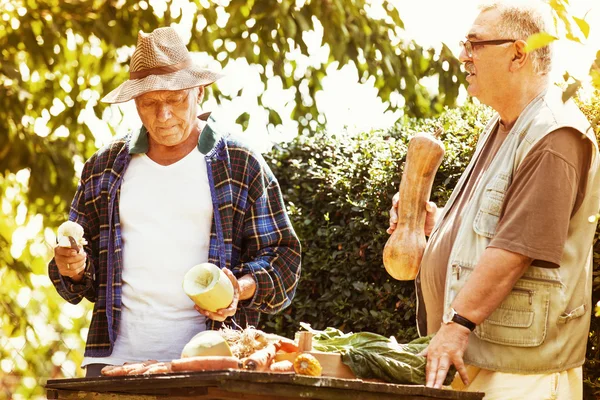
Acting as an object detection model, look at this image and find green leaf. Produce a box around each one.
[235,112,250,131]
[0,62,21,80]
[573,17,590,39]
[268,109,283,126]
[294,13,311,32]
[561,80,581,103]
[385,2,404,30]
[590,68,600,92]
[524,32,558,52]
[565,31,582,44]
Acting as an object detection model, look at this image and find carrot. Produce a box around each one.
[101,360,158,376]
[269,360,294,373]
[275,338,299,353]
[171,356,241,372]
[127,361,162,375]
[100,365,118,376]
[242,343,277,371]
[142,362,172,375]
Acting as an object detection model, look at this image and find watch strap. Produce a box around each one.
[452,312,476,331]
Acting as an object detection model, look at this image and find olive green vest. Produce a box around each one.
[433,87,600,373]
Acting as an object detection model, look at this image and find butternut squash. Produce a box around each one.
[383,128,445,280]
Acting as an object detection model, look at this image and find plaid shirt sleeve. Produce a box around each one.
[236,174,301,314]
[48,162,98,304]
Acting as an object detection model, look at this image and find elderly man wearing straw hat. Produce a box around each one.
[48,27,301,377]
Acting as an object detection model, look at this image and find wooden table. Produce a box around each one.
[45,370,484,400]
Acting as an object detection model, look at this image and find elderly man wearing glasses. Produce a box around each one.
[388,1,599,398]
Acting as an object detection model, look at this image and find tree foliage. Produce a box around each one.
[546,0,600,101]
[0,0,465,397]
[1,0,465,206]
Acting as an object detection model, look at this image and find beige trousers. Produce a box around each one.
[451,365,582,400]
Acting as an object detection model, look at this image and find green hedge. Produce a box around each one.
[260,99,600,398]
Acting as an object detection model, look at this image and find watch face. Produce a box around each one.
[442,308,455,324]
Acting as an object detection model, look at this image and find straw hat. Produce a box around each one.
[101,27,223,104]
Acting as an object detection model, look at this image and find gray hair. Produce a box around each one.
[479,0,554,75]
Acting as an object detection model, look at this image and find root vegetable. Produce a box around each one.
[171,356,241,372]
[242,343,278,372]
[269,360,295,373]
[274,338,299,353]
[383,129,445,280]
[142,362,172,375]
[101,360,158,376]
[218,327,294,359]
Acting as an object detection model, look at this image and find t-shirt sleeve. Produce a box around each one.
[489,128,592,266]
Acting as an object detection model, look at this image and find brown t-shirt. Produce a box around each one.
[420,124,592,334]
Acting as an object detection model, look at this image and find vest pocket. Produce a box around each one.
[473,174,510,238]
[557,304,586,324]
[474,286,550,347]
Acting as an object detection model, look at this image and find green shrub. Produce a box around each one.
[261,98,600,398]
[260,101,492,341]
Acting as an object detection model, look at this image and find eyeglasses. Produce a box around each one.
[459,39,516,57]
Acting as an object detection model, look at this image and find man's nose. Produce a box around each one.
[157,105,172,121]
[458,47,470,63]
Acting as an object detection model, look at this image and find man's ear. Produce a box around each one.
[510,39,529,72]
[197,86,205,101]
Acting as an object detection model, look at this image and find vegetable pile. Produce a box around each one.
[100,327,307,377]
[301,323,456,386]
[100,324,451,387]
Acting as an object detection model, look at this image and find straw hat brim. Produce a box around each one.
[101,65,224,104]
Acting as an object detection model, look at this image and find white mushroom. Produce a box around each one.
[57,221,88,249]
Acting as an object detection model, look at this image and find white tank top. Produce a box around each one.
[83,149,213,367]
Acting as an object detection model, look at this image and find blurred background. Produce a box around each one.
[1,0,599,398]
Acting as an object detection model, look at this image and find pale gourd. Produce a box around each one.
[383,129,445,280]
[181,330,233,358]
[183,263,234,312]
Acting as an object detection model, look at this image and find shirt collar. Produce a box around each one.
[129,112,218,155]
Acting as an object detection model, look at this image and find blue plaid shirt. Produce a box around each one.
[48,116,301,357]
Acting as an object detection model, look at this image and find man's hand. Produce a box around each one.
[387,192,439,236]
[421,323,471,389]
[54,246,87,282]
[195,268,240,322]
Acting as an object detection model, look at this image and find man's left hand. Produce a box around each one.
[421,323,471,389]
[194,268,240,322]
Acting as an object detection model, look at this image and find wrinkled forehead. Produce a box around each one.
[466,9,503,40]
[136,88,195,101]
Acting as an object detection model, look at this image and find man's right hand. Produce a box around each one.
[387,192,439,236]
[194,268,240,322]
[54,246,87,282]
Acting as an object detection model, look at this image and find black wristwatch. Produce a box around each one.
[442,307,476,331]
